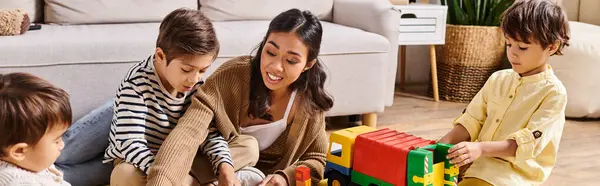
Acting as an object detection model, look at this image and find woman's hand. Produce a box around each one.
[258,174,288,186]
[446,142,483,167]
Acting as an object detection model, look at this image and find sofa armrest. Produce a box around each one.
[333,0,400,106]
[333,0,398,43]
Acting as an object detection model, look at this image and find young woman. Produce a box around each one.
[147,9,334,186]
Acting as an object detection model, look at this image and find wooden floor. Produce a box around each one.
[327,85,600,186]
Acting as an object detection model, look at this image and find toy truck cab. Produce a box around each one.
[325,126,376,186]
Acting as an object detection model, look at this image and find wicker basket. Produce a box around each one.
[429,24,505,103]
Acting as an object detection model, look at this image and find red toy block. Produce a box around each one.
[353,128,434,186]
[296,166,311,182]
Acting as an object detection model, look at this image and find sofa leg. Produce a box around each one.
[361,113,377,128]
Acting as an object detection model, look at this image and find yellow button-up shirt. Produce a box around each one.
[454,66,567,185]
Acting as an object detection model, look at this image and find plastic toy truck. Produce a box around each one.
[324,126,459,186]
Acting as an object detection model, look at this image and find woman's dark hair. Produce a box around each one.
[248,9,333,120]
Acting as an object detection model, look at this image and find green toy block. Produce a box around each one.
[350,170,393,186]
[416,143,460,186]
[435,143,459,186]
[407,149,434,186]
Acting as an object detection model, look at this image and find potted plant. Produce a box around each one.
[432,0,515,103]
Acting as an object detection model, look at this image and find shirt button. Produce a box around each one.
[533,130,543,139]
[509,95,513,98]
[496,119,500,123]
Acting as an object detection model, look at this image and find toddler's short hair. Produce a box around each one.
[0,73,72,156]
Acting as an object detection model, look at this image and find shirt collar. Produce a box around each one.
[513,65,554,83]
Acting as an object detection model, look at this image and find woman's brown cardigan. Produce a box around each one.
[147,56,328,186]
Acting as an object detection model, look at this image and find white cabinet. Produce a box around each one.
[395,4,448,45]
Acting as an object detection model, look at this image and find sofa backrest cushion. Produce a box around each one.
[44,0,197,24]
[199,0,333,22]
[0,0,43,23]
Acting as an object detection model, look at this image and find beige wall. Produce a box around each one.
[560,0,600,25]
[562,0,580,21]
[578,0,600,25]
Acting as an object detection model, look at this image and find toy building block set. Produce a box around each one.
[323,126,459,186]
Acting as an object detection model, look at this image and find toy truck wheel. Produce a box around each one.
[327,170,350,186]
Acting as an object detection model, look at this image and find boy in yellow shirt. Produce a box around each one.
[438,0,570,185]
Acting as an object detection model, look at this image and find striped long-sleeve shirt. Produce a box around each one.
[103,55,232,175]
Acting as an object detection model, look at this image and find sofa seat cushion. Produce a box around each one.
[0,23,160,66]
[0,21,389,67]
[548,21,600,118]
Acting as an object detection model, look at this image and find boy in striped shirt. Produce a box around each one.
[104,8,260,186]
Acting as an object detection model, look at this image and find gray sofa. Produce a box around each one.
[0,0,399,127]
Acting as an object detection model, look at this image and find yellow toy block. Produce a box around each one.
[445,165,459,177]
[327,126,376,169]
[411,173,433,185]
[319,179,328,186]
[296,180,310,186]
[432,162,445,186]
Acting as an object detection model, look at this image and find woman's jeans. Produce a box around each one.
[55,100,114,186]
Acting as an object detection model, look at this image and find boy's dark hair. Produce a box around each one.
[501,0,570,55]
[0,73,72,157]
[156,8,219,64]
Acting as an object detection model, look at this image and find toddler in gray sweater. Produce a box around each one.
[0,72,72,186]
